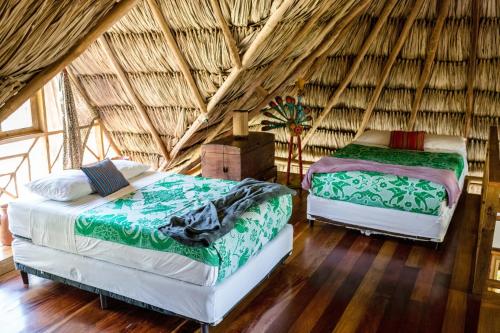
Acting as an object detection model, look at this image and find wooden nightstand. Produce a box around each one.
[201,132,277,182]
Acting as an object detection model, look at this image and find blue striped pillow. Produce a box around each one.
[81,159,129,197]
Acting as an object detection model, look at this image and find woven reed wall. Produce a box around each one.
[257,0,500,175]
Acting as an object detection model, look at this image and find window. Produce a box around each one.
[0,100,33,131]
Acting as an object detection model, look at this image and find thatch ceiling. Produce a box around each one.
[0,0,122,114]
[1,0,499,175]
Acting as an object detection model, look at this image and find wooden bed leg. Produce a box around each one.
[100,294,109,310]
[200,323,209,333]
[308,219,314,227]
[20,271,29,286]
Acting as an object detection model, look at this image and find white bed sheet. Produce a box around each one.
[11,224,293,325]
[8,171,219,286]
[307,153,468,242]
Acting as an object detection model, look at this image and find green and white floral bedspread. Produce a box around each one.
[75,174,292,283]
[311,144,465,216]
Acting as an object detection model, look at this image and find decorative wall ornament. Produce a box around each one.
[261,90,312,184]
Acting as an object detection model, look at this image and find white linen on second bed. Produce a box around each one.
[307,158,467,242]
[8,171,221,286]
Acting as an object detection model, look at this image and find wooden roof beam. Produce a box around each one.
[99,36,169,162]
[0,0,140,123]
[147,0,208,114]
[301,0,399,150]
[165,0,296,164]
[464,0,480,138]
[209,0,242,69]
[407,0,451,130]
[355,0,426,138]
[248,0,372,122]
[205,0,296,114]
[170,1,370,171]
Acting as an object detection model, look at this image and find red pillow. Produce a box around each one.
[389,131,425,151]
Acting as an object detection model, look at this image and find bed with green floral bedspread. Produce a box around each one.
[75,174,292,283]
[311,144,465,216]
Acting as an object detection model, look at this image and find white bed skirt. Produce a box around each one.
[12,224,293,324]
[307,195,458,242]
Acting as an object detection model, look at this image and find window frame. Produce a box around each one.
[0,91,44,142]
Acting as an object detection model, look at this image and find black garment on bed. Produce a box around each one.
[158,178,296,247]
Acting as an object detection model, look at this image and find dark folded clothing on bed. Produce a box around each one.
[158,178,296,247]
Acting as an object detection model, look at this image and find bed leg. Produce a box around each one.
[200,323,209,333]
[100,294,109,310]
[20,271,29,286]
[307,219,314,227]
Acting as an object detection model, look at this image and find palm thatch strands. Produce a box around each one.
[98,36,170,161]
[208,0,242,69]
[174,0,371,172]
[66,67,121,155]
[355,0,426,138]
[1,0,497,176]
[407,0,452,130]
[0,0,140,123]
[146,0,208,114]
[299,0,399,152]
[164,0,299,167]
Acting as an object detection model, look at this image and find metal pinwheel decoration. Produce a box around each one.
[260,95,312,185]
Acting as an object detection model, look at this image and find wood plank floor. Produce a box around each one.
[0,179,498,332]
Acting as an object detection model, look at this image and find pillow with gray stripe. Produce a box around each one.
[81,159,129,197]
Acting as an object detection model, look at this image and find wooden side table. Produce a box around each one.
[0,204,12,246]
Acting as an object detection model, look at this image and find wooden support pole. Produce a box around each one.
[0,0,140,123]
[407,0,451,130]
[301,0,399,150]
[99,36,169,161]
[464,0,480,138]
[33,89,51,173]
[355,0,426,138]
[95,119,105,160]
[209,0,242,69]
[147,0,208,114]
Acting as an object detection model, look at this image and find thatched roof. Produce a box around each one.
[0,0,123,112]
[1,0,499,174]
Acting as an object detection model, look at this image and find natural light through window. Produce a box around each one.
[0,100,32,132]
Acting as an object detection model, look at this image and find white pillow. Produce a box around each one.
[25,160,150,201]
[112,159,150,179]
[424,134,467,158]
[352,130,390,147]
[26,169,93,202]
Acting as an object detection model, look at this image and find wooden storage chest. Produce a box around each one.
[201,132,277,181]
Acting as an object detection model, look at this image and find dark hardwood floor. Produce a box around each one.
[0,176,498,333]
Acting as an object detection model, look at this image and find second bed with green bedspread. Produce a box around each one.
[311,144,464,216]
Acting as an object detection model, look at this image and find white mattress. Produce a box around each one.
[9,172,219,286]
[308,155,468,242]
[12,224,293,325]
